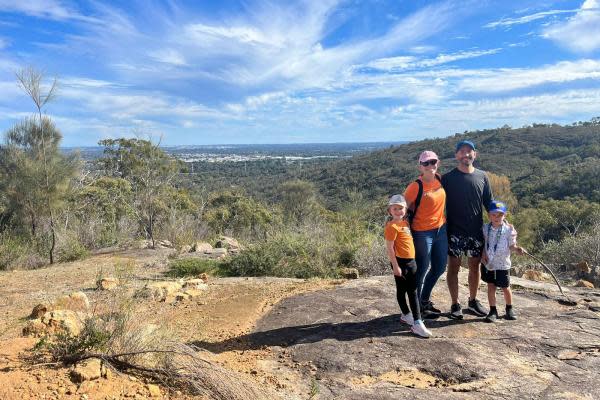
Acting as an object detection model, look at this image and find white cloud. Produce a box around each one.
[543,0,600,53]
[365,48,501,71]
[458,59,600,92]
[484,9,577,28]
[0,0,97,22]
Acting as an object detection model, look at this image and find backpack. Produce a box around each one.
[407,174,442,227]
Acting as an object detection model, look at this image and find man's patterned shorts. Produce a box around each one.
[448,233,484,258]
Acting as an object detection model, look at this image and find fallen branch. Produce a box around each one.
[523,250,576,305]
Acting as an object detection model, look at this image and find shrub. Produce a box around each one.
[354,237,389,276]
[539,221,600,267]
[0,233,46,270]
[222,230,339,278]
[56,233,88,263]
[167,258,224,277]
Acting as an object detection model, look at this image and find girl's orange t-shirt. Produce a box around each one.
[404,178,446,231]
[384,220,415,259]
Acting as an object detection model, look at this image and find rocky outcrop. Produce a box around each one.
[97,277,119,291]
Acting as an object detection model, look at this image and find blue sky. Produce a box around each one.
[0,0,600,146]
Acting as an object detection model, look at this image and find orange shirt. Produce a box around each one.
[384,220,415,259]
[404,178,446,231]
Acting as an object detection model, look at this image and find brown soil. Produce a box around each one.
[0,248,337,399]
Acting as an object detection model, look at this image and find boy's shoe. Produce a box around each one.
[411,320,432,338]
[485,310,498,323]
[505,306,517,320]
[449,303,464,320]
[422,301,442,314]
[400,313,414,326]
[467,299,488,317]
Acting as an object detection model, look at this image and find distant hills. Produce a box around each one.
[183,121,600,209]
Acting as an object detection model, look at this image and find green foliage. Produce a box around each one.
[167,258,224,277]
[56,233,89,263]
[277,180,322,223]
[203,190,277,238]
[539,221,600,267]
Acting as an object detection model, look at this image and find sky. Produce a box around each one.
[0,0,600,146]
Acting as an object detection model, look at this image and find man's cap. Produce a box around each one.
[388,194,407,207]
[488,200,507,214]
[455,140,476,152]
[418,150,439,163]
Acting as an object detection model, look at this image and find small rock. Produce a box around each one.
[55,291,90,312]
[139,281,183,301]
[198,272,209,282]
[340,268,359,279]
[575,279,594,289]
[97,277,119,291]
[183,279,209,290]
[147,384,161,397]
[180,244,193,253]
[209,248,228,258]
[71,359,103,383]
[30,303,53,319]
[521,269,550,282]
[557,350,583,360]
[215,236,241,251]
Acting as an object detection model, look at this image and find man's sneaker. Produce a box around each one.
[422,301,442,314]
[449,303,463,320]
[400,313,414,326]
[411,320,432,338]
[485,310,498,323]
[505,306,517,320]
[467,299,488,317]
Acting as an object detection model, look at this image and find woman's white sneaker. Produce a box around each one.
[411,320,432,338]
[400,313,414,326]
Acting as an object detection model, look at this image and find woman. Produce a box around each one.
[404,150,448,316]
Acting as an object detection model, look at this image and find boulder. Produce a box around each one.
[30,303,53,319]
[70,359,103,383]
[198,272,209,282]
[147,384,162,397]
[340,268,360,279]
[55,291,90,312]
[22,319,47,337]
[575,279,594,289]
[175,289,206,302]
[521,269,551,283]
[216,236,241,252]
[140,281,183,301]
[193,242,213,253]
[37,310,85,336]
[97,277,119,291]
[180,244,193,254]
[139,239,153,249]
[576,261,591,275]
[208,248,228,259]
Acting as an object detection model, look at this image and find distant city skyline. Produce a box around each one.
[1,0,600,146]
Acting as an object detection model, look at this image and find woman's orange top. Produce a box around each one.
[404,177,446,231]
[384,219,415,259]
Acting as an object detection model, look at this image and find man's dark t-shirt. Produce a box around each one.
[442,168,493,239]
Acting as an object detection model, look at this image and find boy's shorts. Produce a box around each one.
[480,265,510,288]
[448,233,484,258]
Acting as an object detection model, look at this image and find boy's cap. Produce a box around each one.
[418,150,439,163]
[388,194,407,207]
[456,140,476,152]
[489,200,507,214]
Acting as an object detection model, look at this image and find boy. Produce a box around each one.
[481,200,525,322]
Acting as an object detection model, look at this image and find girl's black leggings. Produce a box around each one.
[392,257,421,321]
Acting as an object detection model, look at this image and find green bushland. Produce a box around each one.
[167,258,225,278]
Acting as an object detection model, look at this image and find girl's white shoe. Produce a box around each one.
[411,320,432,338]
[400,313,414,326]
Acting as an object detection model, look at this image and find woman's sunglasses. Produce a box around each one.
[420,159,438,167]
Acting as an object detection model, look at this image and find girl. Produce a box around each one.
[384,194,432,338]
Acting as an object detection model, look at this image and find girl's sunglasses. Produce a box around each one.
[420,159,438,166]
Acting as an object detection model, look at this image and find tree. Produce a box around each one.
[98,138,183,247]
[278,180,321,223]
[0,68,77,263]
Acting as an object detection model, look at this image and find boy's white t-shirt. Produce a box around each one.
[482,221,517,271]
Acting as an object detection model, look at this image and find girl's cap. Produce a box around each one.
[418,150,439,163]
[388,194,407,207]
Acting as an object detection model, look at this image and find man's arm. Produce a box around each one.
[482,172,493,211]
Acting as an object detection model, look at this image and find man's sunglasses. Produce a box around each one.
[420,159,438,167]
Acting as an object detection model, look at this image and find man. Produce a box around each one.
[442,140,493,319]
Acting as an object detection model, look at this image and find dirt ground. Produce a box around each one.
[0,248,338,399]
